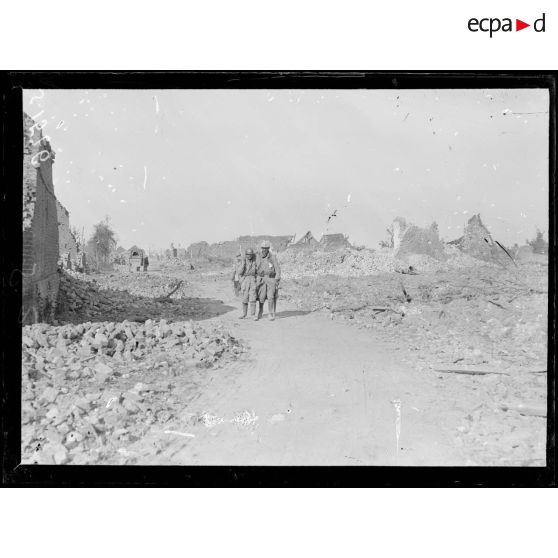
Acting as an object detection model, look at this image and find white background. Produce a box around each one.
[1,1,556,69]
[2,1,555,556]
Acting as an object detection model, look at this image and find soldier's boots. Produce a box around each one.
[249,302,257,320]
[268,301,275,321]
[254,302,264,321]
[239,303,248,319]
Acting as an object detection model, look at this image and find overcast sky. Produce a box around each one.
[23,88,549,250]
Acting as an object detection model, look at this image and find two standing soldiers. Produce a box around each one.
[232,240,281,321]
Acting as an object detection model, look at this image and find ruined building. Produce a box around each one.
[186,235,294,262]
[22,112,60,324]
[393,218,447,261]
[238,235,294,252]
[320,233,351,251]
[127,245,145,271]
[450,214,502,262]
[56,199,79,267]
[293,231,319,248]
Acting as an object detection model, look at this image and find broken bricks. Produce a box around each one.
[94,361,113,382]
[21,305,246,465]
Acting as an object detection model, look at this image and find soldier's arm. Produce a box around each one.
[238,260,246,278]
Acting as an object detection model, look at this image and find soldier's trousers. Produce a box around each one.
[257,277,277,303]
[241,276,257,303]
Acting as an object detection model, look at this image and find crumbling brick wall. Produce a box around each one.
[22,112,60,324]
[56,199,78,266]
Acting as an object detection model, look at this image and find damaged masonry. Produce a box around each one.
[18,87,549,467]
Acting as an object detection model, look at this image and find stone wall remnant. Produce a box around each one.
[320,233,352,251]
[56,199,79,267]
[22,112,60,324]
[186,235,294,263]
[393,218,447,261]
[453,214,501,262]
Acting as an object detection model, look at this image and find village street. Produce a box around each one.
[122,274,469,466]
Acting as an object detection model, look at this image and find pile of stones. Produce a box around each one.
[21,318,246,464]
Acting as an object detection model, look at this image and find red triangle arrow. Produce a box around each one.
[516,19,530,31]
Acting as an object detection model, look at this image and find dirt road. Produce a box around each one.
[145,276,470,466]
[24,267,545,466]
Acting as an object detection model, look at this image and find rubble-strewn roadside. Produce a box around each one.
[280,245,487,278]
[282,262,547,369]
[56,270,232,323]
[280,260,548,465]
[21,319,247,465]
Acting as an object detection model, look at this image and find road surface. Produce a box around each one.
[139,276,468,466]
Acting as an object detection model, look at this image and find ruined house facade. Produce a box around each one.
[56,199,79,267]
[320,233,351,250]
[393,218,447,261]
[293,231,318,248]
[456,214,497,261]
[22,112,60,324]
[186,235,294,262]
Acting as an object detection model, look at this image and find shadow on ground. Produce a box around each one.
[275,310,312,319]
[57,280,236,325]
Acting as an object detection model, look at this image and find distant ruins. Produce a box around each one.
[393,218,447,261]
[186,235,295,262]
[293,231,319,248]
[449,213,502,262]
[319,233,351,251]
[184,232,356,262]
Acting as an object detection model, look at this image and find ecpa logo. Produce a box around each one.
[468,13,546,37]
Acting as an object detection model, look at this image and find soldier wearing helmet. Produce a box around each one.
[255,240,281,321]
[238,247,258,319]
[231,250,244,298]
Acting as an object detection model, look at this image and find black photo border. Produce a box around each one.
[1,71,555,487]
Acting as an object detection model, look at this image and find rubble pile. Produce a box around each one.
[161,258,215,271]
[21,319,246,464]
[281,262,547,465]
[281,245,489,279]
[281,248,395,278]
[90,272,190,299]
[56,270,226,323]
[57,270,115,321]
[282,264,547,370]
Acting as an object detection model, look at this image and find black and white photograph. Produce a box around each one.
[13,79,551,470]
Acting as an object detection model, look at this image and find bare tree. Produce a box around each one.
[379,225,394,249]
[527,229,548,254]
[70,225,84,252]
[88,216,117,267]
